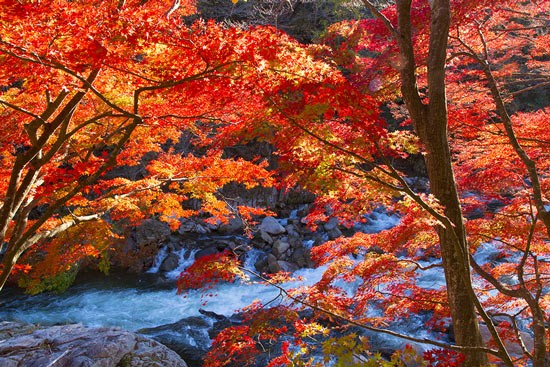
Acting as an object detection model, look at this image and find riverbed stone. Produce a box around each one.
[285,224,300,239]
[290,247,309,268]
[272,240,291,257]
[195,246,219,259]
[178,219,197,233]
[160,253,180,272]
[267,253,282,273]
[217,216,244,233]
[259,216,286,235]
[0,322,188,367]
[323,217,339,231]
[139,316,214,367]
[327,226,342,240]
[277,260,299,273]
[134,219,171,246]
[260,230,274,244]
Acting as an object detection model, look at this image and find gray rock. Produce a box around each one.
[290,248,308,268]
[0,322,187,367]
[139,311,238,367]
[254,253,269,273]
[160,253,180,272]
[178,220,210,234]
[140,317,212,366]
[217,217,243,233]
[272,240,291,257]
[194,224,209,234]
[260,230,274,244]
[259,217,286,235]
[277,261,299,273]
[134,219,171,247]
[323,217,339,231]
[178,219,196,233]
[195,246,219,260]
[327,227,342,240]
[288,236,303,248]
[267,254,282,273]
[285,224,300,239]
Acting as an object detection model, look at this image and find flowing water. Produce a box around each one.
[0,211,452,360]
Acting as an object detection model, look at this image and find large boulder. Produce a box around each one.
[113,218,173,272]
[0,322,188,367]
[259,217,286,235]
[139,310,237,367]
[134,219,172,247]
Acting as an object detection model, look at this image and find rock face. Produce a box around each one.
[113,219,172,272]
[0,322,188,367]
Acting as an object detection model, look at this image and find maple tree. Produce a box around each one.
[1,0,548,366]
[0,0,292,292]
[178,0,549,366]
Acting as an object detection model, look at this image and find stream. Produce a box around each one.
[0,211,456,365]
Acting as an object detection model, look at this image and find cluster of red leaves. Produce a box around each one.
[204,305,299,367]
[176,251,243,293]
[423,348,466,367]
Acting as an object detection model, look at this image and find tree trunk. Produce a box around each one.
[423,128,488,366]
[392,0,488,364]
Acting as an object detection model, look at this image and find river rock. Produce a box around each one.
[217,217,244,234]
[277,260,299,273]
[254,252,269,273]
[140,317,211,367]
[267,253,282,273]
[259,217,286,235]
[260,230,274,245]
[134,219,171,247]
[114,218,173,272]
[285,224,300,239]
[272,240,291,258]
[178,219,210,235]
[178,219,197,233]
[289,247,309,268]
[160,253,181,272]
[195,246,219,259]
[323,217,339,231]
[139,311,239,367]
[327,226,342,240]
[0,322,187,367]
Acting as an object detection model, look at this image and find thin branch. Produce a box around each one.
[360,0,399,38]
[470,255,521,298]
[491,311,534,360]
[239,266,501,356]
[0,100,46,122]
[506,81,550,97]
[397,259,444,271]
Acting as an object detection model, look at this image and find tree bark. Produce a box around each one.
[392,0,488,364]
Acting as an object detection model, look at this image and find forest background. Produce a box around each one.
[0,0,549,366]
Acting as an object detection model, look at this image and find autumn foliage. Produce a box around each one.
[1,0,549,366]
[180,0,549,366]
[0,0,283,289]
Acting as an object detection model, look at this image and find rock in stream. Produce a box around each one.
[0,321,188,367]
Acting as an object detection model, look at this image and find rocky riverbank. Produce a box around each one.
[0,321,188,367]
